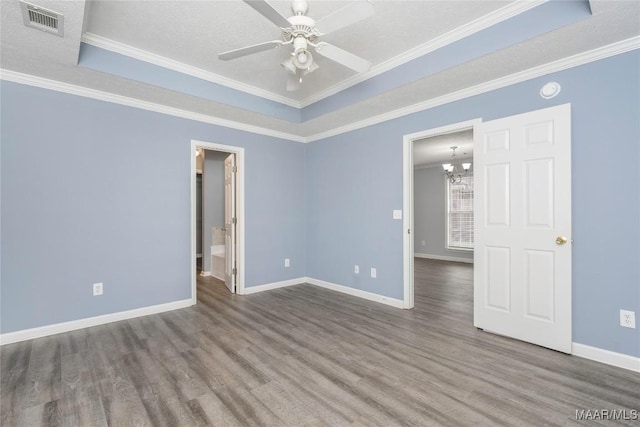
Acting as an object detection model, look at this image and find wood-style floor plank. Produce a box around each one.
[2,258,639,426]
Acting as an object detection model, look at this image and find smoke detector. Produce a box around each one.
[20,1,64,37]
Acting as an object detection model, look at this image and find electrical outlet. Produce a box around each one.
[284,258,290,268]
[421,240,426,246]
[370,268,377,278]
[93,282,103,296]
[354,265,359,274]
[620,310,636,328]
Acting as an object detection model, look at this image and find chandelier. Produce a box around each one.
[442,146,471,183]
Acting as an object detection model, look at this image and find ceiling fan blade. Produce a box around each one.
[286,72,301,92]
[315,1,375,35]
[219,40,283,60]
[243,0,291,28]
[314,43,371,73]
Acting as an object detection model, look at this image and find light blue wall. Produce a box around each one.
[0,81,307,333]
[306,127,405,299]
[1,51,638,358]
[307,50,640,357]
[202,150,226,272]
[413,166,474,261]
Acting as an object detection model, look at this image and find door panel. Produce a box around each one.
[224,154,236,293]
[486,164,510,226]
[486,246,511,311]
[524,249,555,321]
[524,158,554,227]
[474,103,572,353]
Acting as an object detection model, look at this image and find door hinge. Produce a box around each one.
[232,267,237,276]
[232,166,238,173]
[232,217,237,225]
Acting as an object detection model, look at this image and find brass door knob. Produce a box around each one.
[556,236,568,245]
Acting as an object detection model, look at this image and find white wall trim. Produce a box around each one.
[306,277,405,309]
[3,38,637,144]
[0,299,193,346]
[415,253,474,264]
[200,271,211,277]
[305,37,640,142]
[241,277,306,295]
[299,1,546,107]
[572,342,640,373]
[0,69,306,143]
[81,32,301,109]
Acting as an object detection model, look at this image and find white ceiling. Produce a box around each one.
[1,0,639,139]
[83,0,511,101]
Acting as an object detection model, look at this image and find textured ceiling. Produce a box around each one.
[83,0,511,101]
[414,130,473,168]
[1,0,639,140]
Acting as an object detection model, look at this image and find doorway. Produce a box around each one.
[403,104,572,353]
[191,140,245,303]
[403,119,481,310]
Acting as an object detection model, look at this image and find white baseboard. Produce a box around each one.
[241,277,306,295]
[200,271,211,277]
[306,277,405,309]
[0,298,194,346]
[415,253,474,264]
[572,342,640,372]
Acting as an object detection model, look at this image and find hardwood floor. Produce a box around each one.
[2,258,639,426]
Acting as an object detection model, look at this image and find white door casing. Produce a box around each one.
[224,153,236,293]
[474,103,572,353]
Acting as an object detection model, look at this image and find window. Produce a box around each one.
[447,175,474,250]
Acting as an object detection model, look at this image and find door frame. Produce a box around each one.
[402,119,482,309]
[191,139,245,303]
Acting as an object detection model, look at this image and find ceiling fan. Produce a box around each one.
[218,0,375,91]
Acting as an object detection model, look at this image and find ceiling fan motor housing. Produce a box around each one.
[291,0,309,16]
[282,15,318,43]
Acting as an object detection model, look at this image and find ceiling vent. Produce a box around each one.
[20,1,64,37]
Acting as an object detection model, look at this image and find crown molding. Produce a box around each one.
[2,37,637,144]
[81,32,302,109]
[81,2,545,111]
[0,69,306,143]
[305,36,640,142]
[298,0,547,107]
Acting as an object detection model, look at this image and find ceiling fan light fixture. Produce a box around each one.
[293,48,313,69]
[292,36,313,69]
[303,61,319,75]
[219,0,375,92]
[281,57,297,74]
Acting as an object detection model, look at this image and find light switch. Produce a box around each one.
[393,210,402,219]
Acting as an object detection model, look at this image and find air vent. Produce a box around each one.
[20,1,64,37]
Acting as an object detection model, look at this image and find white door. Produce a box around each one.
[224,154,236,293]
[474,103,572,353]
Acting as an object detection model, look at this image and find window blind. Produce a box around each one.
[447,175,474,250]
